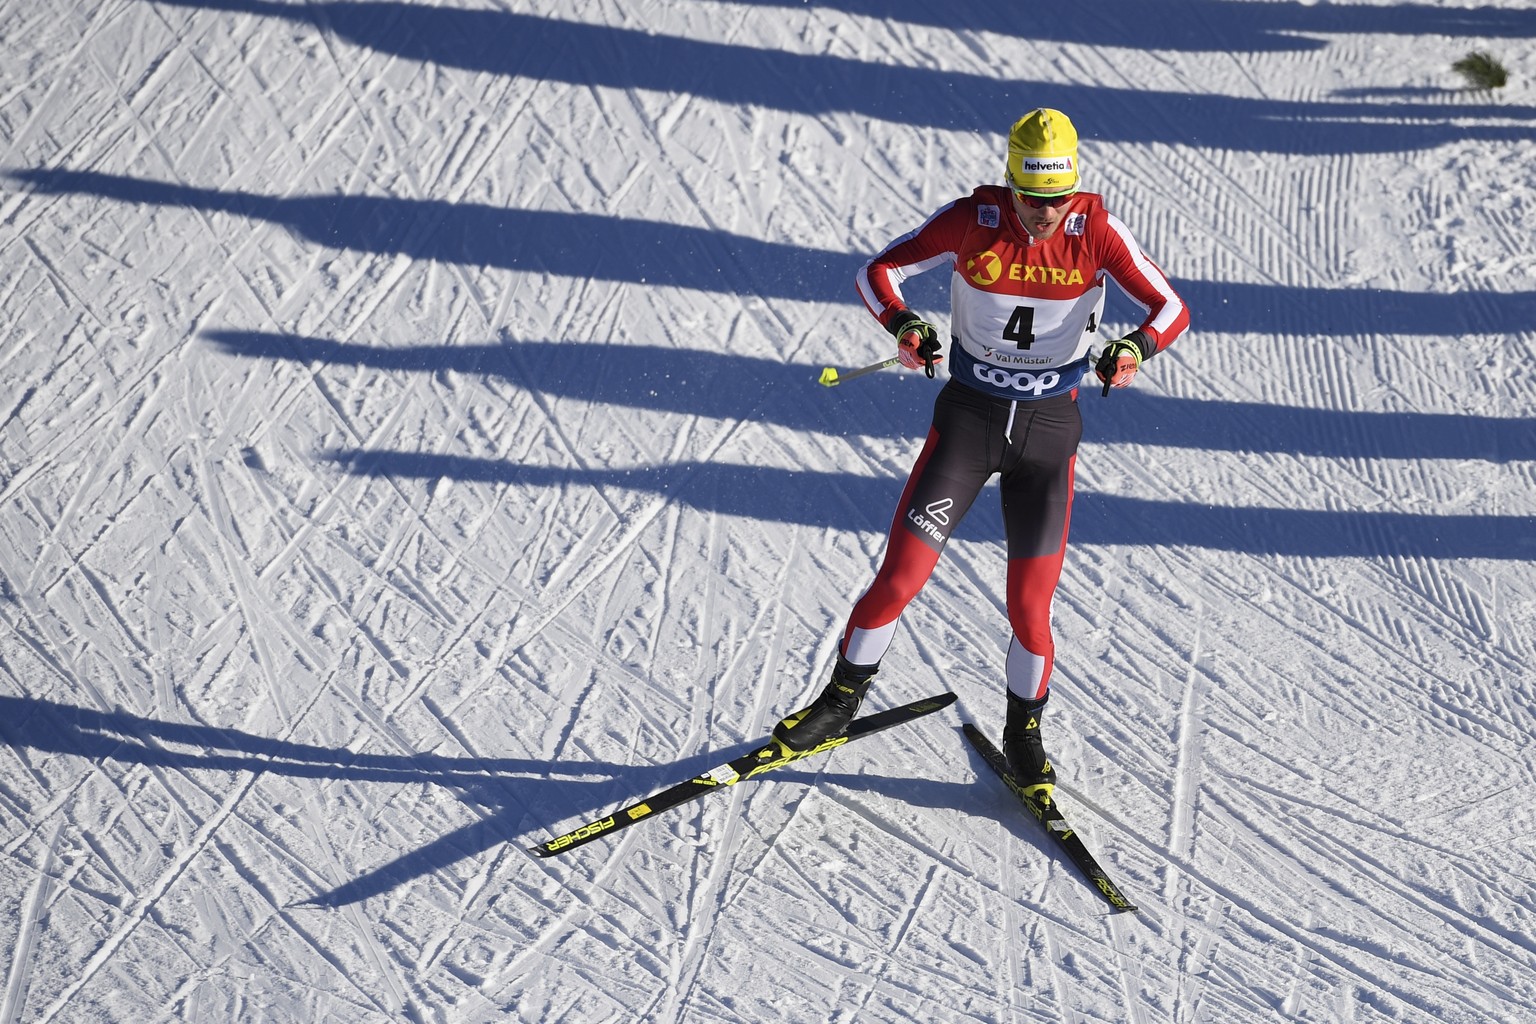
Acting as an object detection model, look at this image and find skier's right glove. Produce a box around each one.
[1094,330,1152,395]
[888,310,943,379]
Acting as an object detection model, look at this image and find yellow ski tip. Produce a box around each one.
[817,367,840,386]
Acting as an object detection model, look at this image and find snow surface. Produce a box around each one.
[3,0,1536,1021]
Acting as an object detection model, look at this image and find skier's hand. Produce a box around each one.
[1094,331,1150,394]
[889,310,943,379]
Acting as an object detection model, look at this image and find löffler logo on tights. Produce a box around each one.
[907,505,947,544]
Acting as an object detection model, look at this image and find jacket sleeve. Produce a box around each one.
[855,199,969,333]
[1096,212,1190,353]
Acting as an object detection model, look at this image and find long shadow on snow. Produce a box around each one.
[207,331,1536,464]
[0,695,960,906]
[17,169,1536,338]
[328,448,1536,561]
[140,0,1534,153]
[8,168,855,307]
[702,0,1536,51]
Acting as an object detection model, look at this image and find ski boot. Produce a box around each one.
[772,656,877,752]
[1002,689,1055,803]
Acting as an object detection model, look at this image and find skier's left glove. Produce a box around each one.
[888,310,944,379]
[1095,330,1152,394]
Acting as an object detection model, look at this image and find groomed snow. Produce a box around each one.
[2,1,1535,1021]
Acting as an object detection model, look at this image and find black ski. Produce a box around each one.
[963,722,1138,913]
[530,692,958,858]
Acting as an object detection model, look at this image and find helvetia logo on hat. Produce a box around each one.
[1007,108,1082,192]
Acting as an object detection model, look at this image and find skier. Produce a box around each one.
[773,109,1189,800]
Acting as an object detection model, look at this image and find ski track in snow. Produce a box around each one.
[3,1,1536,1021]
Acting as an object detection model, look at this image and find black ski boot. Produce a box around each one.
[1002,690,1055,802]
[773,656,877,752]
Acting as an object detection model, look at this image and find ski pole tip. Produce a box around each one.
[818,367,840,386]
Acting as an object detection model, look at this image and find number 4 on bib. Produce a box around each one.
[1004,305,1035,349]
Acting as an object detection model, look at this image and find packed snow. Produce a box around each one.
[3,1,1535,1021]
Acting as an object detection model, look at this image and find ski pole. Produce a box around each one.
[1094,347,1112,397]
[817,356,900,387]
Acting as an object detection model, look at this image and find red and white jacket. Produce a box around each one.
[856,185,1189,400]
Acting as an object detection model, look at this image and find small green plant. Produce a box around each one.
[1453,51,1509,91]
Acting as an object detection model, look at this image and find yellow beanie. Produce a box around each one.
[1006,108,1079,194]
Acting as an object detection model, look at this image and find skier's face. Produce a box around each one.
[1010,190,1074,241]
